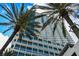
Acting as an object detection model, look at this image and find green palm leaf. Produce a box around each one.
[34,14,46,19]
[62,20,66,37]
[36,5,53,10]
[41,15,55,30]
[52,20,58,35]
[3,26,13,33]
[20,3,24,15]
[0,22,11,26]
[10,3,18,20]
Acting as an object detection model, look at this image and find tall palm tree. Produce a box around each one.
[0,3,45,55]
[36,3,79,38]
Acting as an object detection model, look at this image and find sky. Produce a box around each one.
[0,3,79,50]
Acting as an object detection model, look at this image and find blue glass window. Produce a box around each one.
[61,44,64,47]
[44,45,48,48]
[39,49,43,54]
[21,40,27,44]
[43,40,47,43]
[16,34,19,36]
[13,51,18,56]
[11,45,14,48]
[39,44,43,47]
[15,44,20,49]
[34,37,38,40]
[39,39,42,42]
[33,48,37,53]
[17,39,21,43]
[18,52,25,56]
[53,47,57,51]
[33,42,38,46]
[58,48,61,51]
[14,39,16,41]
[49,46,52,49]
[28,41,32,46]
[50,52,54,56]
[26,54,31,56]
[48,41,51,44]
[56,43,60,46]
[27,47,32,52]
[20,46,26,51]
[55,53,59,56]
[44,51,49,55]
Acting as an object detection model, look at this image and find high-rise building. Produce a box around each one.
[10,13,74,56]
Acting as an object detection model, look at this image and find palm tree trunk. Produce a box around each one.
[63,14,79,39]
[0,26,20,55]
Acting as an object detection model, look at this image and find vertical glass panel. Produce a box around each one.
[18,52,25,56]
[39,39,42,42]
[39,49,43,54]
[44,51,49,55]
[33,42,38,46]
[28,41,32,46]
[48,41,51,44]
[27,47,32,52]
[39,44,43,47]
[13,51,18,56]
[21,40,27,44]
[20,46,26,51]
[49,46,52,49]
[44,45,48,48]
[50,52,54,56]
[14,44,20,49]
[33,48,37,53]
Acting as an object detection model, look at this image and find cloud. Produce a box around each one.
[0,33,11,50]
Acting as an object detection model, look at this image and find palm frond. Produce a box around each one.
[51,16,59,24]
[0,22,11,26]
[0,4,13,18]
[36,5,53,10]
[27,29,37,37]
[25,33,32,39]
[34,14,46,19]
[41,16,54,30]
[10,3,18,20]
[33,28,40,33]
[3,26,13,33]
[0,14,13,22]
[24,31,33,39]
[52,20,58,35]
[34,24,42,28]
[47,3,60,9]
[20,3,24,15]
[48,10,58,17]
[62,21,66,37]
[5,13,15,23]
[42,10,53,14]
[64,3,72,8]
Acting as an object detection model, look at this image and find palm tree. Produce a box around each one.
[36,3,79,38]
[0,3,45,55]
